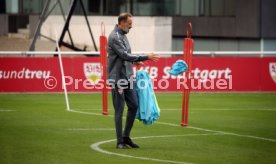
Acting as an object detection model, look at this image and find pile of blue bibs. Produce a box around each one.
[135,70,160,125]
[168,60,188,75]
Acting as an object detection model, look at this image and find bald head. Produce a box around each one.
[118,13,132,25]
[118,13,133,33]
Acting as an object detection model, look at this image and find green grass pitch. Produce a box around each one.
[0,93,276,164]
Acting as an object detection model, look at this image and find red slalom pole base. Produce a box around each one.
[102,111,108,115]
[181,120,188,126]
[181,123,188,127]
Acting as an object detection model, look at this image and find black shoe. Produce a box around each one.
[123,137,140,148]
[116,143,129,149]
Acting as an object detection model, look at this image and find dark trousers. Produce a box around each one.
[111,86,138,144]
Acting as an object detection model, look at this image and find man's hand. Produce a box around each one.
[148,53,160,62]
[134,61,145,66]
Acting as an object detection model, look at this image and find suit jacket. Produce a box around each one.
[107,25,148,84]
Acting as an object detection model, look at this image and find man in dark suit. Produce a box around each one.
[108,12,159,149]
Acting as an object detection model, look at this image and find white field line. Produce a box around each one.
[0,109,16,112]
[73,108,276,111]
[67,128,114,131]
[155,122,276,142]
[71,108,102,111]
[91,133,223,164]
[70,109,103,116]
[188,126,276,142]
[69,109,276,142]
[161,108,276,111]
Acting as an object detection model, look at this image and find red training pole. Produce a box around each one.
[100,22,108,115]
[181,22,194,127]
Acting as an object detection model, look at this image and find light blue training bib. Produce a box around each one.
[135,70,160,125]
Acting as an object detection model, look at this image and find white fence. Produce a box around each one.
[0,51,276,57]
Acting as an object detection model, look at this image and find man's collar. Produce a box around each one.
[115,25,127,35]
